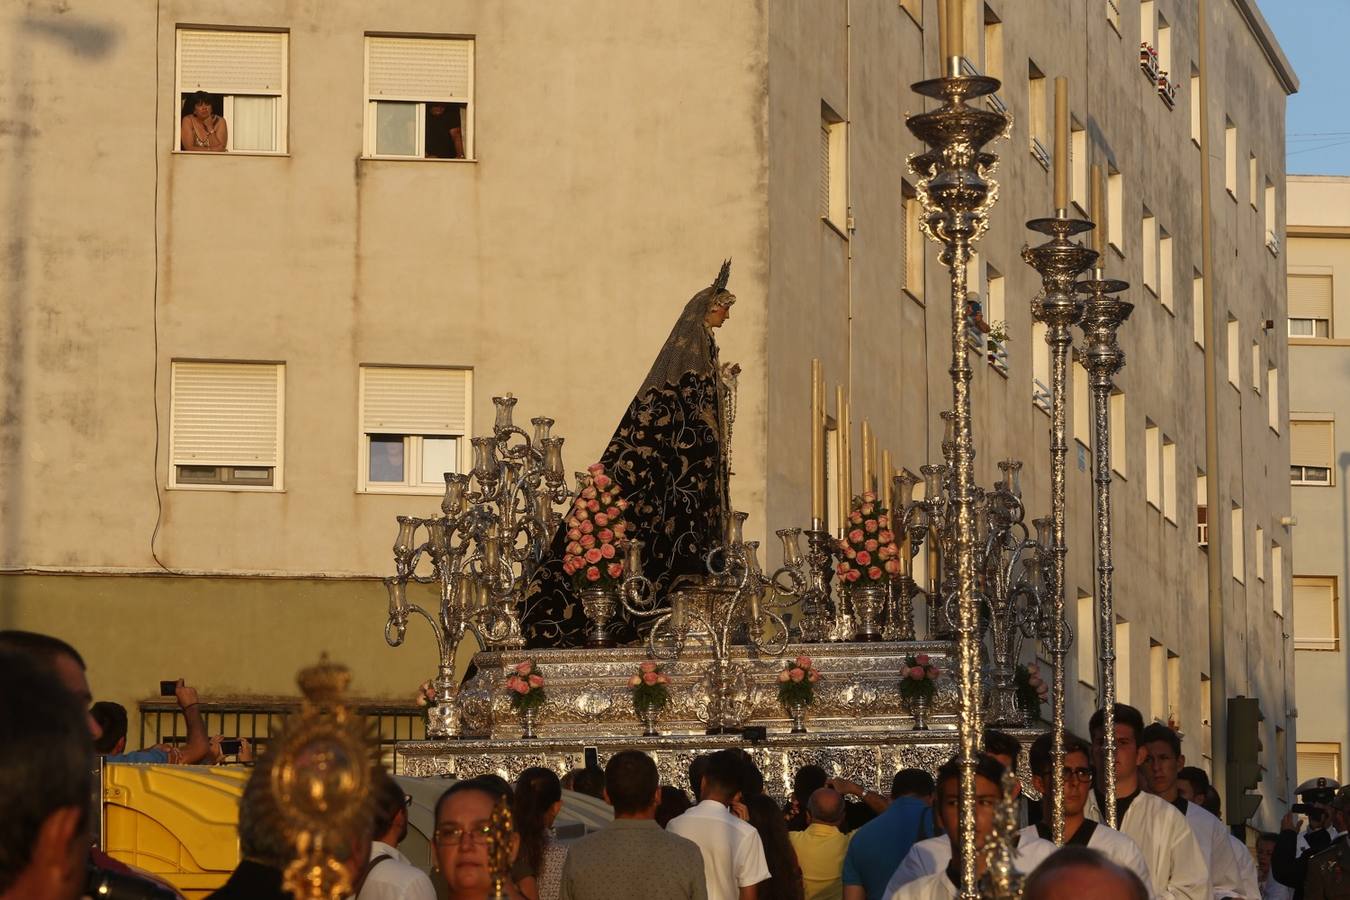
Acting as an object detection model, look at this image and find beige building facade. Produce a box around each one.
[0,0,1295,825]
[1287,175,1350,789]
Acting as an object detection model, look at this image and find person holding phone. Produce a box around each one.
[92,681,209,764]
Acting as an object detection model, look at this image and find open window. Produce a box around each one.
[364,36,475,160]
[176,28,288,153]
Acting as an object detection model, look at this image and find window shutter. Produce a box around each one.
[819,124,832,218]
[1289,274,1332,321]
[170,362,281,466]
[362,367,468,435]
[1293,579,1338,650]
[1290,420,1334,468]
[367,37,472,102]
[179,30,285,95]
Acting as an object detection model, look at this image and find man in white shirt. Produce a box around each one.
[886,755,1034,900]
[668,750,771,900]
[1256,833,1294,900]
[1086,704,1210,900]
[1026,731,1153,888]
[359,772,436,900]
[1141,722,1246,899]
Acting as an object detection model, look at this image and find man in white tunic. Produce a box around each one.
[1086,704,1211,900]
[1026,731,1153,889]
[1141,722,1248,899]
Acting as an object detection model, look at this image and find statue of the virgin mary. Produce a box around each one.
[521,262,738,648]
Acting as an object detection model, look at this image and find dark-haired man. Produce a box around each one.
[1141,722,1250,899]
[362,769,435,900]
[559,750,707,900]
[92,693,210,765]
[843,769,936,900]
[668,748,770,900]
[0,650,93,900]
[1086,704,1209,900]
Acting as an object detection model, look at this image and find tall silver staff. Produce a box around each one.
[1078,166,1133,827]
[905,44,1007,896]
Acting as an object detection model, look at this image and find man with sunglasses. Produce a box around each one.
[1028,732,1151,886]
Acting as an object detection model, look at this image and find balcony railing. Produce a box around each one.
[1157,72,1177,107]
[1266,230,1281,256]
[1106,0,1121,30]
[1033,378,1052,413]
[1140,42,1160,81]
[1031,137,1052,171]
[987,342,1010,375]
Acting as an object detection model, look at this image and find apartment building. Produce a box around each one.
[0,0,1294,825]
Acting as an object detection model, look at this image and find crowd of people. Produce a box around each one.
[0,627,1341,900]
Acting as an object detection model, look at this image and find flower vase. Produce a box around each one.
[848,584,887,641]
[518,704,539,739]
[906,695,931,731]
[580,586,618,649]
[637,702,662,737]
[786,700,808,734]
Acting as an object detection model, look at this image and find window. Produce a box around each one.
[821,103,847,229]
[1266,181,1278,252]
[1232,504,1245,582]
[1110,391,1127,475]
[1225,120,1238,198]
[364,36,474,160]
[1071,123,1087,211]
[1140,0,1156,49]
[1145,422,1161,508]
[1028,62,1049,168]
[1142,208,1158,293]
[1157,16,1172,80]
[987,265,1007,373]
[1106,0,1121,32]
[1167,653,1181,729]
[1149,640,1166,723]
[900,0,922,24]
[983,7,1003,80]
[1116,618,1132,704]
[1255,526,1265,580]
[1197,472,1208,547]
[903,182,925,301]
[1073,358,1090,445]
[1193,271,1205,346]
[1108,167,1123,253]
[175,29,288,153]
[1189,70,1201,145]
[359,366,471,493]
[1162,437,1177,521]
[1293,577,1339,651]
[1159,231,1173,311]
[1298,742,1342,783]
[169,361,284,490]
[1032,322,1051,412]
[1227,318,1240,386]
[1076,591,1096,686]
[1288,274,1332,338]
[1273,544,1284,615]
[1249,155,1259,209]
[1268,367,1280,431]
[1252,343,1262,393]
[1290,418,1334,485]
[1200,673,1213,759]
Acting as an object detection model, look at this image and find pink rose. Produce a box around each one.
[617,499,629,510]
[612,522,627,536]
[865,539,879,552]
[581,533,596,548]
[594,475,612,489]
[567,528,582,541]
[884,559,901,575]
[588,463,605,475]
[796,656,812,669]
[848,529,865,544]
[563,559,579,575]
[862,491,876,502]
[789,668,804,682]
[516,660,533,675]
[582,486,597,500]
[565,540,581,555]
[926,666,939,678]
[607,563,623,578]
[511,679,530,694]
[594,513,609,526]
[658,674,671,684]
[861,504,876,517]
[584,548,603,564]
[836,563,850,576]
[879,546,895,560]
[868,566,882,580]
[580,520,595,535]
[587,499,600,512]
[879,530,895,543]
[850,512,863,524]
[585,566,601,582]
[908,667,924,680]
[915,654,930,665]
[528,674,544,688]
[575,508,589,521]
[808,671,819,683]
[598,528,615,542]
[600,542,616,559]
[855,551,871,566]
[778,670,790,683]
[845,547,857,560]
[865,519,878,532]
[640,661,658,673]
[629,675,642,688]
[845,569,860,582]
[607,507,621,519]
[642,671,658,685]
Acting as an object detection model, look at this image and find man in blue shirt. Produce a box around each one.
[842,769,936,900]
[93,684,209,764]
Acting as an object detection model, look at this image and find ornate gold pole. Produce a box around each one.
[1022,215,1095,844]
[1078,267,1132,828]
[906,64,1006,897]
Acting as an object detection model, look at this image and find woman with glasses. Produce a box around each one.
[433,780,526,900]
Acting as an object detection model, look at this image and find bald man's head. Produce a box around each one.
[1024,847,1148,900]
[807,787,845,827]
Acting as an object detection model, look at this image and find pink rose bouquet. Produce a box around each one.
[563,464,632,590]
[776,655,821,706]
[504,659,547,711]
[1016,662,1050,720]
[628,660,672,711]
[414,679,437,723]
[898,653,940,702]
[835,492,902,585]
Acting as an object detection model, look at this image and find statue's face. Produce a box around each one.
[705,300,733,329]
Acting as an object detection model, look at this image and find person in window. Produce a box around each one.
[426,102,465,159]
[181,91,227,152]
